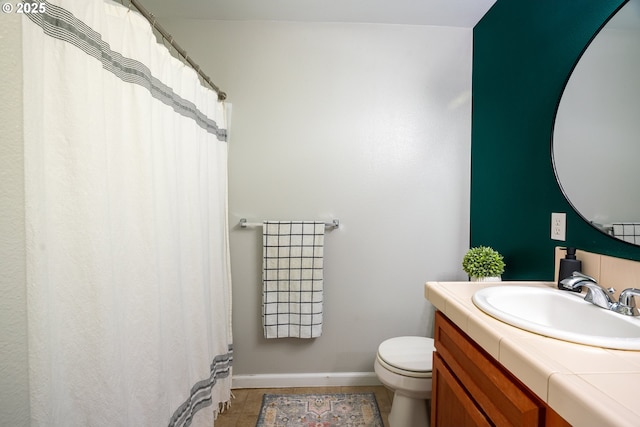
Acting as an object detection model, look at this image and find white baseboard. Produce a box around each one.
[232,372,382,389]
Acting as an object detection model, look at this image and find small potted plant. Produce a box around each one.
[462,246,505,281]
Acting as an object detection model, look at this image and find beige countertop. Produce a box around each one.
[425,280,640,427]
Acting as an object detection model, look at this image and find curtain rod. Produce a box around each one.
[127,0,227,101]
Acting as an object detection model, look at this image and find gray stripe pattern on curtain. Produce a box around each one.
[169,346,234,427]
[24,0,227,141]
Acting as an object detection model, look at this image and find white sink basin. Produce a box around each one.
[472,286,640,350]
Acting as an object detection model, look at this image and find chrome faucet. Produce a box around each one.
[560,272,640,316]
[560,272,616,310]
[616,288,640,316]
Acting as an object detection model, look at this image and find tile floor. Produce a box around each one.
[214,385,393,427]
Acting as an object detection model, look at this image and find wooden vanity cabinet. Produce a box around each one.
[431,311,571,427]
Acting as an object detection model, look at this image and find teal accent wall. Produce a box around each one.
[471,0,639,280]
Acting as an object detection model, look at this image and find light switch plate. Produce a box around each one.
[551,212,566,241]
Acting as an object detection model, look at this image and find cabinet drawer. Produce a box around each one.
[434,311,541,426]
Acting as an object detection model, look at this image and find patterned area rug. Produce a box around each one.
[256,392,384,427]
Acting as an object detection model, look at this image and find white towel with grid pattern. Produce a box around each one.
[612,223,640,245]
[262,221,325,339]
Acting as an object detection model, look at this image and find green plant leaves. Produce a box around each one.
[462,246,505,277]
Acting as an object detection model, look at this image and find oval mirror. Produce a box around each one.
[553,0,640,245]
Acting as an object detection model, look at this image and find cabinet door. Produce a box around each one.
[433,311,571,427]
[432,352,492,427]
[434,311,542,426]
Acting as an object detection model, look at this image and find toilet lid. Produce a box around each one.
[377,336,435,373]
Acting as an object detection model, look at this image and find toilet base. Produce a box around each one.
[388,392,430,427]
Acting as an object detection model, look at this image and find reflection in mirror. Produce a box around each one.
[553,0,640,245]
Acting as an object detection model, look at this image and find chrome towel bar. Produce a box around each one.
[239,218,340,229]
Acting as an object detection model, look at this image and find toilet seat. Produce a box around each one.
[376,336,435,378]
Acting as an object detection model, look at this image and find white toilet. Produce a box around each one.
[374,336,435,427]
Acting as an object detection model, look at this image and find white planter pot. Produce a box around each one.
[470,276,502,282]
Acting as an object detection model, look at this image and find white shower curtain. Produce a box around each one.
[22,1,232,426]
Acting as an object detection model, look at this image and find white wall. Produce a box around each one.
[160,19,472,378]
[0,12,30,425]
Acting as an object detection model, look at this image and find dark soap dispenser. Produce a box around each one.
[558,247,582,292]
